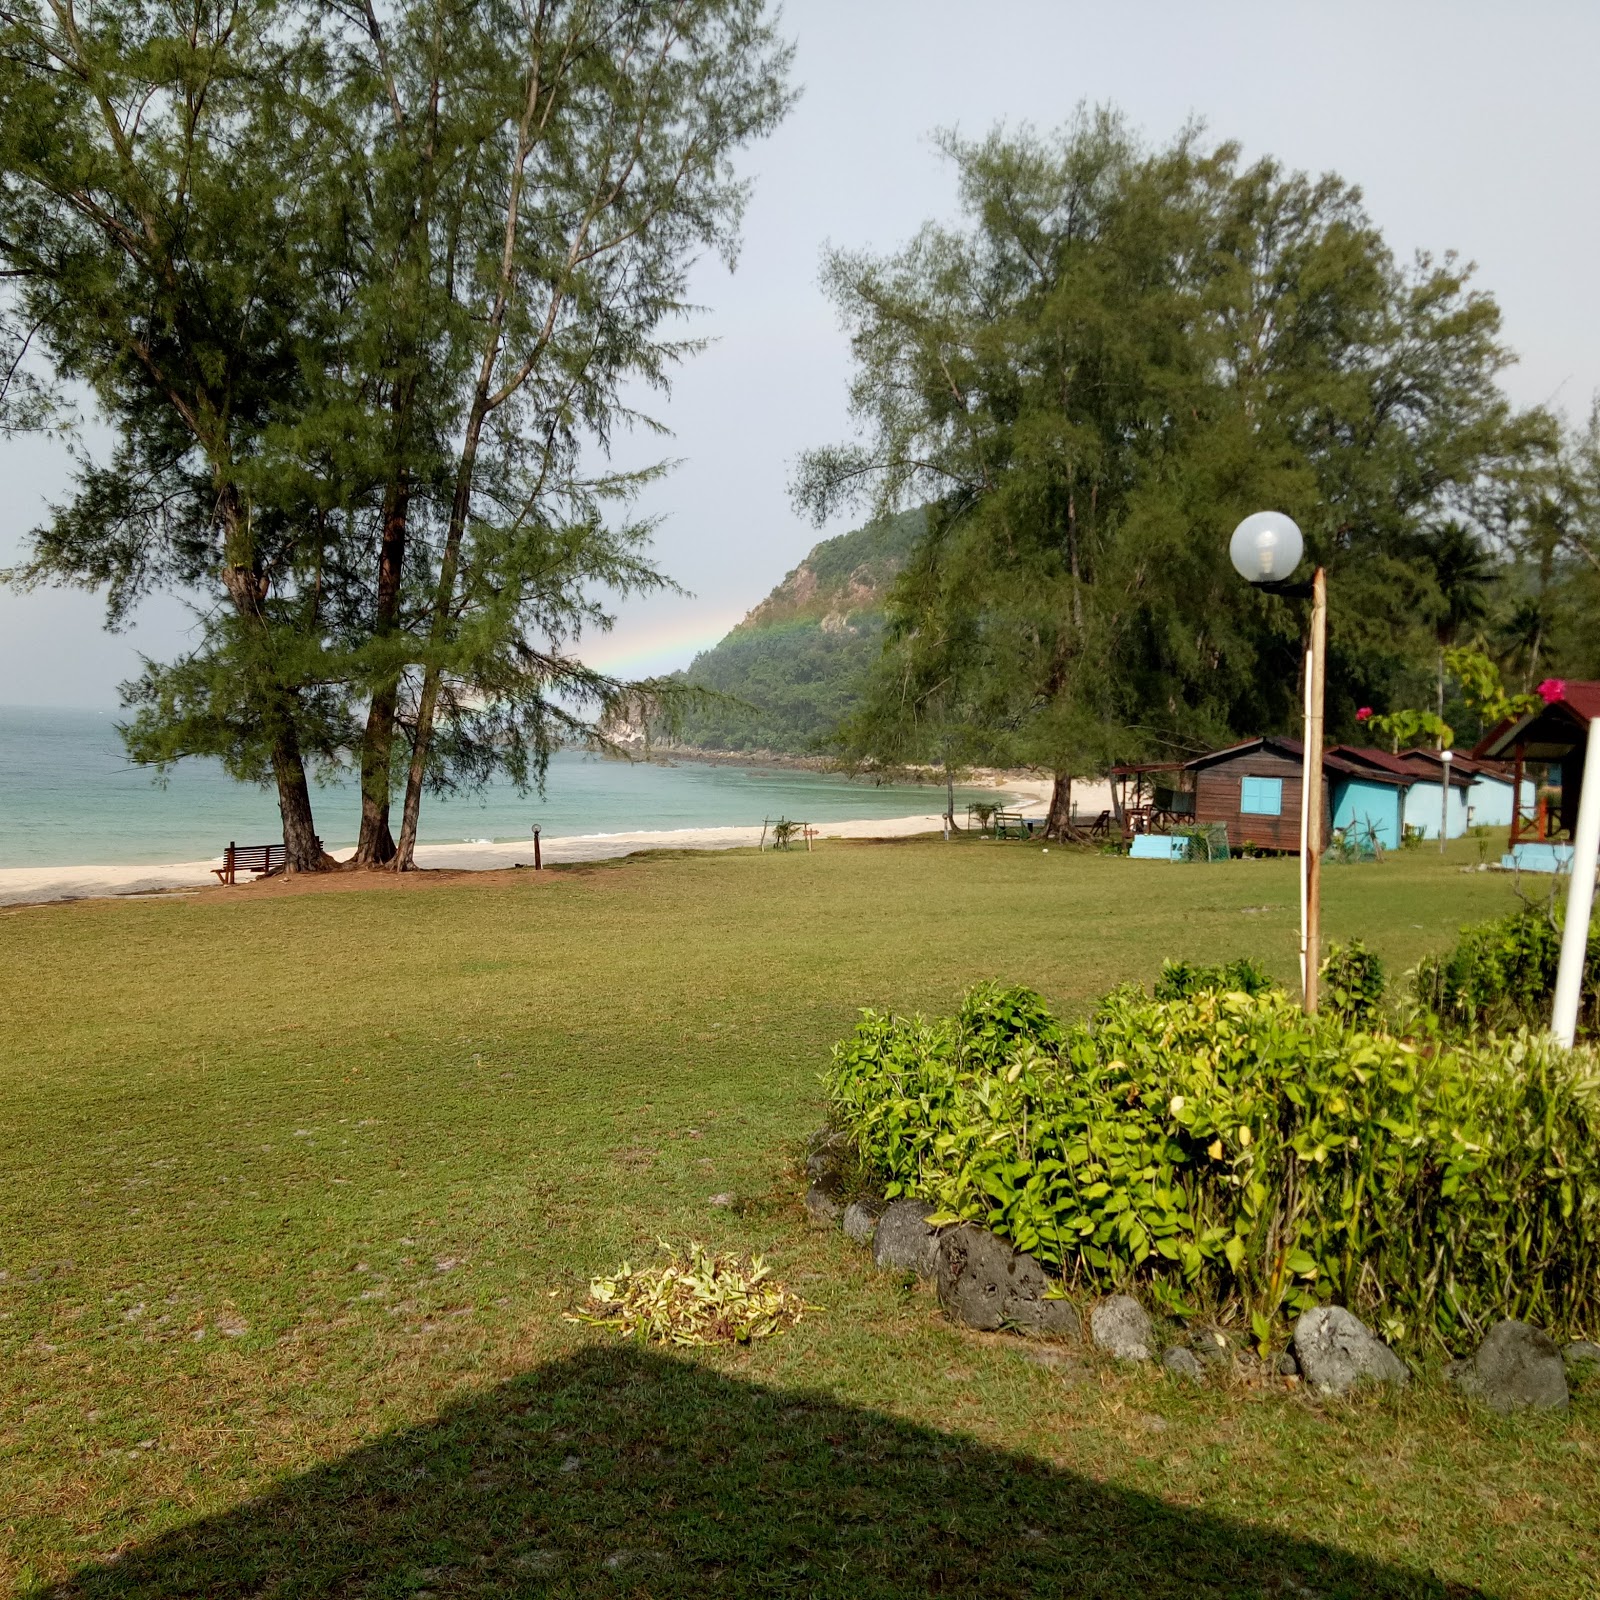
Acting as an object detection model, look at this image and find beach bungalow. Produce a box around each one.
[1324,746,1472,841]
[1181,737,1409,854]
[1475,679,1600,870]
[1399,749,1531,831]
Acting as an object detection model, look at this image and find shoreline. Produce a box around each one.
[0,774,1113,908]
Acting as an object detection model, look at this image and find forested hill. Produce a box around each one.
[668,508,923,753]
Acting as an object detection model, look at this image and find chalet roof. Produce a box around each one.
[1327,745,1471,789]
[1400,747,1513,782]
[1181,735,1303,772]
[1182,736,1411,787]
[1475,681,1600,761]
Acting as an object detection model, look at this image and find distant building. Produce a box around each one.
[1325,747,1472,842]
[1398,749,1531,832]
[1180,737,1421,854]
[1475,679,1600,869]
[1475,680,1600,842]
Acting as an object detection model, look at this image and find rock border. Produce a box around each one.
[801,1128,1592,1410]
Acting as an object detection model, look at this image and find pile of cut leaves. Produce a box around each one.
[566,1241,810,1346]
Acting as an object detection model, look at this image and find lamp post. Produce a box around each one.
[1230,512,1326,1015]
[1439,749,1452,855]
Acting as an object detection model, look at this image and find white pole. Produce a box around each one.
[1440,749,1452,854]
[1299,650,1312,1001]
[1551,716,1600,1047]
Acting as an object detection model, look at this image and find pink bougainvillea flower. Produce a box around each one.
[1355,706,1374,722]
[1537,678,1567,704]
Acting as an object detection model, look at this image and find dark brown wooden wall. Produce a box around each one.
[1192,751,1331,852]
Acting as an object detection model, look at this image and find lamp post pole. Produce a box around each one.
[1303,567,1326,1015]
[1230,512,1322,1016]
[1439,749,1453,856]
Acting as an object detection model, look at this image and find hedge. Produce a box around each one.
[824,978,1600,1351]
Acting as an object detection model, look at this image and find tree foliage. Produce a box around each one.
[1,0,792,867]
[795,110,1563,821]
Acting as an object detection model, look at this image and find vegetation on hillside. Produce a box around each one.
[667,510,922,752]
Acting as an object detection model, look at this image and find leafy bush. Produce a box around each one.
[1415,906,1599,1038]
[1319,940,1385,1027]
[824,981,1600,1351]
[1155,957,1272,1000]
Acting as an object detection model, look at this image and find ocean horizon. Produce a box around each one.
[0,705,984,869]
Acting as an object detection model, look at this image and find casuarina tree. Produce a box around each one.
[1,0,793,868]
[796,110,1551,832]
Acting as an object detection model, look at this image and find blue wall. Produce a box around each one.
[1331,778,1403,850]
[1465,777,1535,830]
[1404,780,1469,840]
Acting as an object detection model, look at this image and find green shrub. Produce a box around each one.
[1319,940,1385,1027]
[824,981,1600,1351]
[1415,906,1599,1038]
[1154,957,1272,1000]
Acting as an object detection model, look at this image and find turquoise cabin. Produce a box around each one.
[1330,776,1405,851]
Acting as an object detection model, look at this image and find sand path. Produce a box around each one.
[1,775,1113,908]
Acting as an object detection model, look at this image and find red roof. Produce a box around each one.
[1475,681,1600,760]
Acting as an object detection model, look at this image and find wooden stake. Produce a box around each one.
[1303,567,1327,1015]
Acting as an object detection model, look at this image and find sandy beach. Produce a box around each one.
[1,774,1110,909]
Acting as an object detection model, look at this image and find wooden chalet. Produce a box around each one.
[1179,737,1441,854]
[1475,680,1600,844]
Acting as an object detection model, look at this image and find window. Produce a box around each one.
[1240,775,1284,816]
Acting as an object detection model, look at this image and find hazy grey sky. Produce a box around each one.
[3,0,1597,707]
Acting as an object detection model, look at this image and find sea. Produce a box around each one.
[0,705,981,869]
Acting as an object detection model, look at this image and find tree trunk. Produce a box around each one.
[270,736,325,870]
[353,466,410,865]
[1044,771,1073,839]
[217,495,326,873]
[392,58,547,870]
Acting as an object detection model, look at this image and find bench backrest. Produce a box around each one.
[226,843,287,871]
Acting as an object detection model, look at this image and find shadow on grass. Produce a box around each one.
[52,1345,1487,1599]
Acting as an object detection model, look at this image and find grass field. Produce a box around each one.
[2,834,1596,1598]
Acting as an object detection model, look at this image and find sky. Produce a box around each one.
[3,0,1598,708]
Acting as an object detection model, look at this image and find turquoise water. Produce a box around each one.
[0,706,975,868]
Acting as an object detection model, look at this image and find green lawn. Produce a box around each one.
[2,836,1595,1598]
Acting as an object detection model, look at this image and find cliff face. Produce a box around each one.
[732,508,922,633]
[669,509,924,754]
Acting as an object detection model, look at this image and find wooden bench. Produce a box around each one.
[213,840,309,885]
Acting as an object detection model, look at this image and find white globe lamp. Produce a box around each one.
[1229,511,1304,586]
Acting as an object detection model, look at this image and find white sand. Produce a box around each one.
[0,775,1110,908]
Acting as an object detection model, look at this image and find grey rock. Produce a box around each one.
[935,1225,1072,1335]
[872,1199,941,1276]
[805,1128,850,1182]
[1006,1282,1081,1340]
[842,1195,886,1244]
[1451,1320,1569,1413]
[804,1180,844,1227]
[1162,1346,1204,1381]
[1563,1340,1600,1377]
[1275,1351,1300,1378]
[1089,1294,1153,1363]
[1291,1306,1408,1397]
[1188,1326,1238,1370]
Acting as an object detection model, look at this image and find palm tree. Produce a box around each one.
[1421,522,1496,730]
